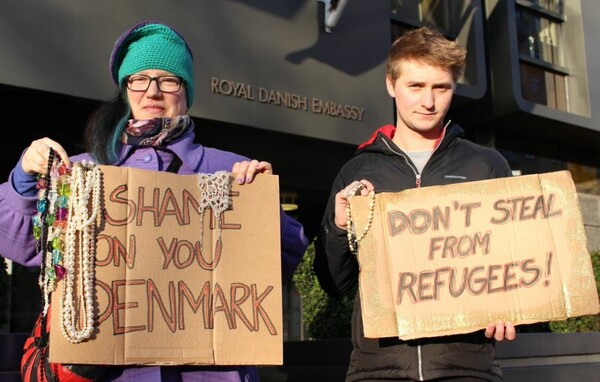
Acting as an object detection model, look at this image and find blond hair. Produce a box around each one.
[386,26,467,83]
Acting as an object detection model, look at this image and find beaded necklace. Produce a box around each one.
[346,186,376,255]
[34,148,60,316]
[59,160,102,343]
[33,155,102,343]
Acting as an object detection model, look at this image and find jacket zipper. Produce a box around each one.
[379,120,450,190]
[418,345,424,381]
[378,121,450,379]
[380,139,422,188]
[380,138,425,378]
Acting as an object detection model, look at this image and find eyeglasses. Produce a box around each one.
[126,74,184,93]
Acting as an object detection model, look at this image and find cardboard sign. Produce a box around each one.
[49,166,282,365]
[350,170,599,340]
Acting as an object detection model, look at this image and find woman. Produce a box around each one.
[0,20,308,381]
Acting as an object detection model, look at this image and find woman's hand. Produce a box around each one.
[485,320,516,341]
[21,138,71,176]
[334,180,375,230]
[231,160,273,184]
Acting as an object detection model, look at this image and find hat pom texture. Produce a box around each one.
[110,22,194,107]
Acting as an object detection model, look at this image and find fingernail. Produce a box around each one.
[246,177,252,183]
[237,178,244,184]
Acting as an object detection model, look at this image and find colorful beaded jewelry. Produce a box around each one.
[34,148,63,316]
[346,185,376,255]
[33,153,102,343]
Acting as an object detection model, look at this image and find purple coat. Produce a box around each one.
[0,131,309,382]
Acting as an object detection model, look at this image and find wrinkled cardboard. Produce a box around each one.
[350,170,599,340]
[49,166,282,365]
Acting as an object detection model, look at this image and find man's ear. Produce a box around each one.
[385,76,395,98]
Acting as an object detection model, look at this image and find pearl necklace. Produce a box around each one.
[346,188,376,255]
[197,171,231,251]
[59,160,102,344]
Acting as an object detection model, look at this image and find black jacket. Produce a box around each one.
[314,123,512,382]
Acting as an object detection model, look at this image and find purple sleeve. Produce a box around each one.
[0,169,39,266]
[0,152,95,266]
[12,157,39,197]
[279,208,309,281]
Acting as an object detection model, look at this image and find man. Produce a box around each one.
[314,26,516,382]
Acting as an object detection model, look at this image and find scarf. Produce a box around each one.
[121,115,193,147]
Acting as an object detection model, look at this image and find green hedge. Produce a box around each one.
[292,241,354,339]
[293,244,600,339]
[548,250,600,332]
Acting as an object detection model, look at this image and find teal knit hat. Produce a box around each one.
[110,21,194,107]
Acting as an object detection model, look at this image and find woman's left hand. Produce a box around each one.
[232,160,273,184]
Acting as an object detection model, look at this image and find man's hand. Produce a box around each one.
[485,320,516,341]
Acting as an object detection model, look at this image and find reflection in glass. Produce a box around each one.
[516,9,562,66]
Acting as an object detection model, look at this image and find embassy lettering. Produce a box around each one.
[211,77,365,121]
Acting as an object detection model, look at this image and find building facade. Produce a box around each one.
[1,0,598,340]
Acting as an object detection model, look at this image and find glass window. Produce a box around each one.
[516,4,568,112]
[520,62,567,111]
[516,8,562,66]
[390,0,464,37]
[528,0,564,14]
